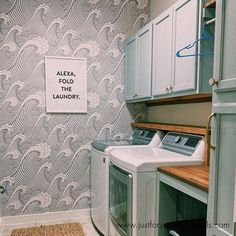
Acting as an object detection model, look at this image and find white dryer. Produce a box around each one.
[107,132,205,236]
[90,128,163,235]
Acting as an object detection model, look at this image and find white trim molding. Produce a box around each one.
[0,209,91,236]
[0,218,3,236]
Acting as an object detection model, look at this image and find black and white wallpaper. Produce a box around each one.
[0,0,148,216]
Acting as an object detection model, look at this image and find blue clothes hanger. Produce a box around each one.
[176,32,214,58]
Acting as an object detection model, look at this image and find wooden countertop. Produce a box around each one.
[158,166,209,192]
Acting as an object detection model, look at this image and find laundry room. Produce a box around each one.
[0,0,235,236]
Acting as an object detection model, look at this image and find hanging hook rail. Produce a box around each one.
[205,18,216,25]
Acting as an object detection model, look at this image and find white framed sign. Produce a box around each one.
[45,56,87,113]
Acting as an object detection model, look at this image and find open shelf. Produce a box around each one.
[203,0,216,8]
[131,122,207,135]
[147,93,212,107]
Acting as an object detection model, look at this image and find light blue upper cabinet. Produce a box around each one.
[172,0,198,93]
[207,1,236,236]
[125,24,152,102]
[125,35,137,101]
[152,0,205,98]
[152,8,173,96]
[125,0,213,102]
[136,24,152,100]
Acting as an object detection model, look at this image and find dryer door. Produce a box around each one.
[109,163,133,236]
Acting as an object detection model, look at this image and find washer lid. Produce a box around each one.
[91,140,133,152]
[109,145,204,172]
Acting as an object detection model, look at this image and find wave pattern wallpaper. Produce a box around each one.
[0,0,148,216]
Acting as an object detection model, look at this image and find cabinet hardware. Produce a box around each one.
[207,113,216,150]
[165,85,173,92]
[209,78,218,86]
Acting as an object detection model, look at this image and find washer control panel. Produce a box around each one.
[161,132,202,156]
[132,128,156,144]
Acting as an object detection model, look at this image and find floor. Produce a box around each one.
[1,219,99,236]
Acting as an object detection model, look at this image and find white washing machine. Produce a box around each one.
[107,132,205,236]
[90,128,164,235]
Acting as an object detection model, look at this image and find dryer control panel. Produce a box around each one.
[161,132,203,156]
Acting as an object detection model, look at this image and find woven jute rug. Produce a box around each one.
[11,222,86,236]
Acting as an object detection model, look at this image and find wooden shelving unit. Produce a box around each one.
[203,0,216,8]
[131,122,207,135]
[147,93,212,107]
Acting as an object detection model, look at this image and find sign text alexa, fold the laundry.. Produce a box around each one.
[52,94,80,99]
[57,71,76,77]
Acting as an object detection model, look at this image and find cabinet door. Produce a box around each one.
[207,113,236,236]
[136,23,152,99]
[172,0,198,93]
[152,8,173,96]
[125,35,137,101]
[207,1,236,236]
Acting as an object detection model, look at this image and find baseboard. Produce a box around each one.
[1,209,90,234]
[0,218,3,235]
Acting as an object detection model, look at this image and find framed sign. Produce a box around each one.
[45,56,87,113]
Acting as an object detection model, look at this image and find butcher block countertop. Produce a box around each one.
[158,165,209,192]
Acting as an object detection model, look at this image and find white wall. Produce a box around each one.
[150,0,178,20]
[148,0,212,126]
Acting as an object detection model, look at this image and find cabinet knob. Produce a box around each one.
[209,78,218,87]
[166,85,173,92]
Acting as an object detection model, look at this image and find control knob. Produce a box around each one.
[174,136,181,143]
